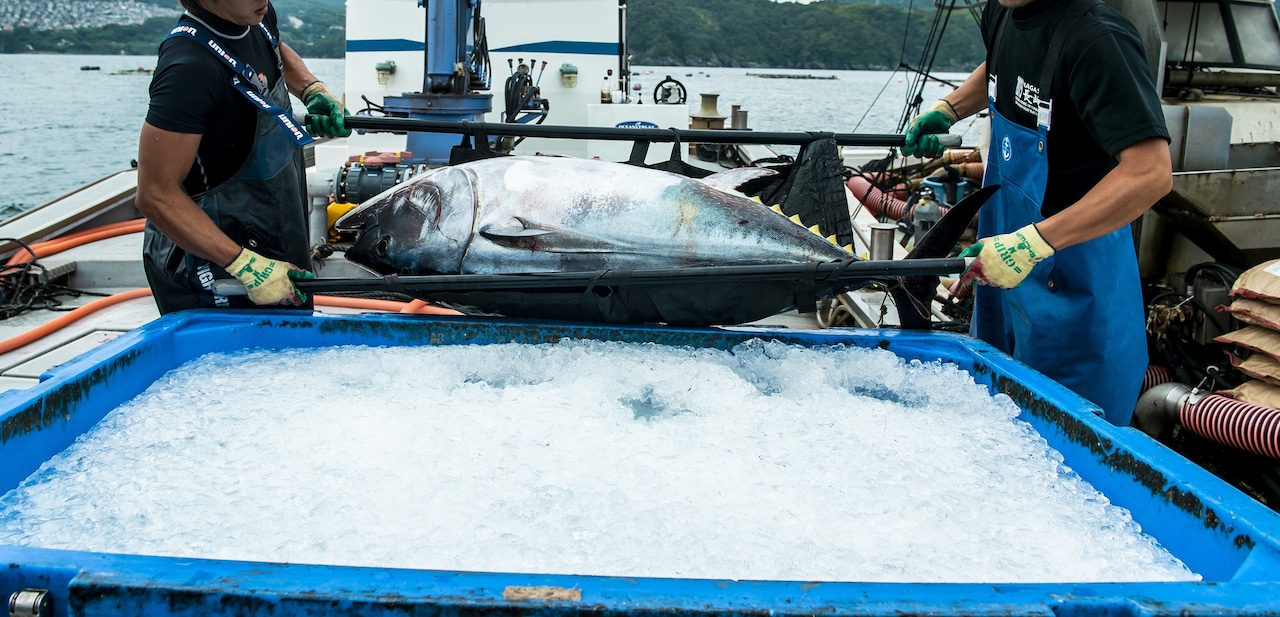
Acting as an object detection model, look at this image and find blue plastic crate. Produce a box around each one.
[2,310,1278,616]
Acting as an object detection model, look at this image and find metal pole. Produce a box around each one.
[338,115,962,148]
[214,258,971,297]
[618,0,628,99]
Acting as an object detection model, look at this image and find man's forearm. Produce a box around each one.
[137,187,244,268]
[136,122,245,268]
[1035,137,1173,250]
[280,41,320,99]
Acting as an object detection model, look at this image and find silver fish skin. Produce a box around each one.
[335,156,851,276]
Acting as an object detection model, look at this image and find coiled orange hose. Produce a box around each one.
[0,220,460,355]
[7,218,148,265]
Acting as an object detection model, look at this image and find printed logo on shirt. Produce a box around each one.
[1002,136,1012,162]
[1014,76,1040,117]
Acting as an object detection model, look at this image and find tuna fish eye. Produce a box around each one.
[374,236,391,257]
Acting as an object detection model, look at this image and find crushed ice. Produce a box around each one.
[0,339,1199,583]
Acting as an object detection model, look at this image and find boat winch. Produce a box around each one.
[379,0,494,165]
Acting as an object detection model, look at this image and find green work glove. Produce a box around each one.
[305,91,352,138]
[226,248,315,305]
[956,223,1056,290]
[902,100,959,159]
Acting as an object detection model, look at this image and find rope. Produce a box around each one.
[0,238,111,320]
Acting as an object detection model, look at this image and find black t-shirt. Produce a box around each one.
[146,5,284,196]
[981,0,1169,216]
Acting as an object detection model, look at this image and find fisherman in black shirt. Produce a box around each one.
[901,0,1172,426]
[137,0,349,314]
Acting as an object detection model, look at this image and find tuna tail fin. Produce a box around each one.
[891,185,999,330]
[700,167,779,195]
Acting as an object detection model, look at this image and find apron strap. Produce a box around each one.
[166,21,314,147]
[988,0,1102,130]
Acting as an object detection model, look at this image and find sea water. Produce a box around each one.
[0,54,346,217]
[0,339,1198,583]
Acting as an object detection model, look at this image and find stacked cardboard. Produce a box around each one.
[1216,259,1280,409]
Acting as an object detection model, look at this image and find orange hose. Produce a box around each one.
[0,288,154,356]
[950,162,985,182]
[0,290,460,355]
[315,295,460,315]
[0,217,462,355]
[848,174,912,220]
[8,219,147,265]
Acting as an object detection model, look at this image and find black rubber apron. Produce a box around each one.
[143,22,313,314]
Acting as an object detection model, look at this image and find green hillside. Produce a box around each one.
[1,0,984,70]
[0,0,345,55]
[628,0,984,70]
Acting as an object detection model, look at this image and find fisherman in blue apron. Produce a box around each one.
[902,0,1171,426]
[137,0,350,314]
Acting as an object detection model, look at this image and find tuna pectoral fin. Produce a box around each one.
[479,218,621,253]
[892,185,999,330]
[333,203,378,232]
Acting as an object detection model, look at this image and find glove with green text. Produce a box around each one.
[303,83,351,138]
[226,248,315,306]
[902,100,959,159]
[956,223,1056,290]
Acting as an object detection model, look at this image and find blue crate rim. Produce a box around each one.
[2,310,1280,616]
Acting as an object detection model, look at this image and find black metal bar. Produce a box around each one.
[339,115,951,148]
[283,258,969,295]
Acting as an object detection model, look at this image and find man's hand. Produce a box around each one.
[902,100,959,159]
[226,248,314,305]
[304,90,351,138]
[957,224,1056,289]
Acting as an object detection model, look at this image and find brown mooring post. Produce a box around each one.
[689,93,727,154]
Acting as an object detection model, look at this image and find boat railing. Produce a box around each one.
[338,115,956,149]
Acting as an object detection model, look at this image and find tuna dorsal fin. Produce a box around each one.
[480,217,620,253]
[700,167,778,195]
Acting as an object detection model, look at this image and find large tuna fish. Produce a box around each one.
[334,156,990,326]
[333,156,857,325]
[337,156,850,276]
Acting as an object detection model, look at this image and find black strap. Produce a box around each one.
[1040,0,1100,97]
[628,140,651,164]
[667,129,683,162]
[165,21,313,146]
[989,0,1101,126]
[794,262,821,314]
[383,274,406,294]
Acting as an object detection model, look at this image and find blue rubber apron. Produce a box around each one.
[143,18,314,314]
[973,0,1146,426]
